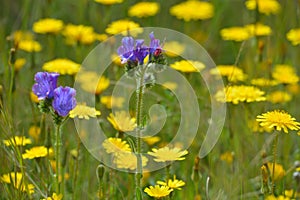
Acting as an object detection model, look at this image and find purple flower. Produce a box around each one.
[133,39,149,64]
[149,32,162,55]
[117,37,135,64]
[52,86,76,117]
[32,72,59,100]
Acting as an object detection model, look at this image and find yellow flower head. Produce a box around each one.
[272,64,299,85]
[220,151,234,164]
[1,172,35,194]
[42,193,63,200]
[163,41,185,57]
[33,18,64,34]
[170,60,205,73]
[148,146,188,162]
[111,53,122,66]
[267,162,286,181]
[105,19,141,36]
[144,185,173,198]
[220,27,251,42]
[30,91,39,103]
[170,0,214,21]
[287,28,300,46]
[11,30,34,45]
[157,175,185,190]
[107,111,136,132]
[251,78,278,87]
[143,136,161,146]
[102,137,132,154]
[29,125,41,141]
[79,75,110,95]
[42,58,80,75]
[215,85,266,104]
[265,195,289,200]
[245,0,281,15]
[248,119,273,133]
[245,23,272,36]
[22,146,53,159]
[14,58,26,71]
[94,0,123,5]
[285,189,300,198]
[3,136,31,146]
[100,96,125,109]
[257,110,300,133]
[63,24,97,45]
[113,152,148,170]
[162,82,178,91]
[267,91,292,104]
[69,103,101,119]
[18,40,42,52]
[210,65,247,82]
[128,2,159,18]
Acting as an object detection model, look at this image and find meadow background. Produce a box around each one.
[1,0,300,199]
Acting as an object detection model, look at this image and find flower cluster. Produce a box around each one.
[32,72,77,120]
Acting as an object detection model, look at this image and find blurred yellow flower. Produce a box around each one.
[128,2,159,18]
[245,23,272,36]
[111,53,122,66]
[157,175,185,190]
[22,146,53,159]
[105,19,142,36]
[256,110,300,133]
[162,82,178,91]
[143,136,161,146]
[285,189,300,198]
[95,33,108,41]
[80,75,110,94]
[245,0,281,15]
[287,28,300,46]
[248,119,273,133]
[18,40,42,52]
[170,60,205,73]
[107,111,136,132]
[265,195,289,200]
[251,78,278,87]
[12,30,33,45]
[42,58,80,75]
[3,136,31,146]
[102,137,132,154]
[148,146,188,162]
[170,0,214,21]
[29,125,41,141]
[94,0,123,5]
[220,151,234,164]
[30,91,39,103]
[33,18,64,34]
[267,91,292,104]
[1,172,35,194]
[63,24,97,45]
[42,193,63,200]
[287,84,300,95]
[14,58,26,71]
[220,27,251,42]
[69,103,101,119]
[144,185,173,198]
[267,162,285,181]
[164,41,185,57]
[210,65,247,82]
[272,64,299,85]
[113,152,148,170]
[215,85,266,104]
[100,96,124,109]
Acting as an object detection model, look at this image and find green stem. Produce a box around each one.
[272,132,279,195]
[72,137,81,200]
[55,123,62,195]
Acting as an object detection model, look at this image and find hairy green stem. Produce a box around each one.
[55,124,62,195]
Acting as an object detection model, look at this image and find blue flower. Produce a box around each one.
[32,72,59,100]
[149,32,162,55]
[52,86,76,117]
[133,39,149,64]
[117,37,135,64]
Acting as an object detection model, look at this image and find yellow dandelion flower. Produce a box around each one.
[170,60,205,73]
[215,85,266,104]
[69,103,101,119]
[80,76,110,95]
[251,78,278,87]
[111,53,122,66]
[100,96,124,109]
[164,41,185,57]
[267,162,286,181]
[11,30,34,45]
[256,110,300,133]
[287,28,300,46]
[265,195,289,200]
[245,0,281,15]
[3,136,31,146]
[42,193,63,200]
[30,91,39,103]
[143,136,161,146]
[94,0,123,5]
[148,146,188,162]
[107,111,136,132]
[248,119,273,133]
[14,58,26,71]
[22,146,53,159]
[1,172,35,194]
[144,185,173,198]
[157,175,185,190]
[162,82,178,91]
[63,24,97,45]
[113,152,148,170]
[102,137,132,154]
[33,18,64,34]
[128,2,159,18]
[95,33,108,42]
[105,19,142,36]
[18,40,42,52]
[210,65,247,82]
[29,125,41,141]
[170,0,214,21]
[285,189,300,198]
[220,27,251,42]
[287,84,300,95]
[42,58,80,75]
[267,91,292,104]
[245,23,272,36]
[220,151,234,165]
[272,64,299,84]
